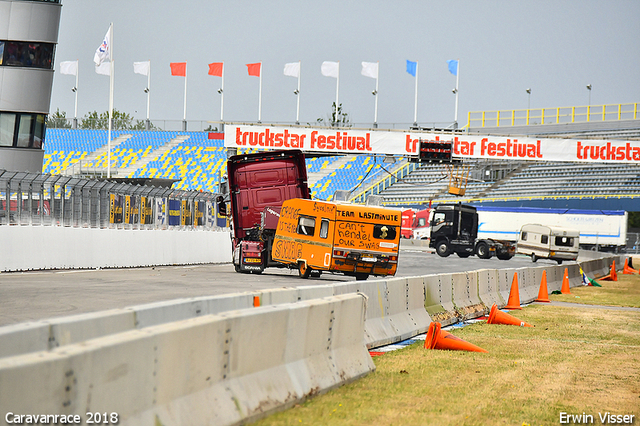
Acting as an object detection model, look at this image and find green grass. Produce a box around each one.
[549,273,640,308]
[254,275,640,426]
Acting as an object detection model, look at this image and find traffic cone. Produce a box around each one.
[601,261,618,281]
[487,304,533,327]
[536,270,551,302]
[504,272,522,310]
[561,268,571,294]
[623,258,637,275]
[424,322,488,353]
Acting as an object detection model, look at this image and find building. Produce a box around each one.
[0,0,61,172]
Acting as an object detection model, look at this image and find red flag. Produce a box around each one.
[208,62,223,77]
[170,62,186,76]
[246,62,261,77]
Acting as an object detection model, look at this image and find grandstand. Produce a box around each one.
[43,129,389,199]
[42,117,640,211]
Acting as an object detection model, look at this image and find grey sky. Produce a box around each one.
[50,0,640,129]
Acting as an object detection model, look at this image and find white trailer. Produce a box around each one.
[475,206,627,252]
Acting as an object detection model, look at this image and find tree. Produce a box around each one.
[316,102,351,127]
[47,108,72,129]
[79,110,157,130]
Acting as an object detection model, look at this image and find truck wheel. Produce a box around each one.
[557,259,563,265]
[355,273,369,281]
[531,253,538,263]
[435,241,451,257]
[476,242,490,259]
[298,262,311,279]
[497,253,513,260]
[234,264,241,273]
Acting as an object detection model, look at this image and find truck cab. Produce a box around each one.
[227,149,310,274]
[429,204,477,257]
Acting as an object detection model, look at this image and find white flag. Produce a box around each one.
[283,62,300,78]
[133,61,150,76]
[95,61,111,76]
[60,61,78,76]
[361,62,378,79]
[321,61,339,78]
[94,26,111,66]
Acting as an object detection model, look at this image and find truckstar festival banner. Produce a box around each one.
[224,124,640,164]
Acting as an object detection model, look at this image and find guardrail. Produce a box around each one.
[0,169,224,229]
[0,252,622,425]
[468,102,639,128]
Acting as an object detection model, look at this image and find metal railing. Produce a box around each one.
[468,103,639,128]
[0,169,226,229]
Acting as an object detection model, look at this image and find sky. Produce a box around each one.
[49,0,640,130]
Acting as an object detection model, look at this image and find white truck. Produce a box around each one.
[476,206,627,252]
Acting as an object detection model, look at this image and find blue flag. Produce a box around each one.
[447,59,458,76]
[406,60,417,77]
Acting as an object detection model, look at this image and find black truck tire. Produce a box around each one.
[476,242,491,259]
[298,261,311,278]
[436,240,451,257]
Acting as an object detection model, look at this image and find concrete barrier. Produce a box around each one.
[476,269,505,308]
[0,294,374,426]
[0,227,232,272]
[451,272,485,319]
[424,274,458,326]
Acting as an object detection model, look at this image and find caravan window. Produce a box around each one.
[373,224,397,240]
[521,231,527,240]
[296,216,316,236]
[319,219,329,239]
[555,236,574,247]
[541,235,548,244]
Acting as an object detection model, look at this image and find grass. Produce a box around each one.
[549,273,640,308]
[254,275,640,426]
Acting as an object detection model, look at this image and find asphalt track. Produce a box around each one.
[0,248,570,327]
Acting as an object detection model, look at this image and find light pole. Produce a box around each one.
[526,88,531,110]
[586,84,592,122]
[586,84,592,106]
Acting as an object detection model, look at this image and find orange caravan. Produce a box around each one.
[272,199,402,280]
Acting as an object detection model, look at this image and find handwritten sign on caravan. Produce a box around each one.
[223,124,640,163]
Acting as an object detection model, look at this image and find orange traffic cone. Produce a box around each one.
[424,322,488,353]
[623,258,637,275]
[504,272,522,310]
[560,268,571,294]
[536,270,551,302]
[601,260,618,281]
[487,304,533,327]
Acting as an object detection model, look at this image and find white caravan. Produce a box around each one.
[516,224,580,264]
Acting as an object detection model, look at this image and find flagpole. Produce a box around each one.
[258,61,262,123]
[335,62,340,126]
[183,62,187,131]
[107,22,113,179]
[296,61,300,125]
[73,59,78,129]
[454,59,459,128]
[374,61,379,128]
[146,60,150,125]
[220,62,225,126]
[413,61,418,127]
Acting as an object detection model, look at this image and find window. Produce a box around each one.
[555,236,574,247]
[319,219,329,239]
[0,113,16,147]
[520,231,527,241]
[417,218,426,227]
[373,224,397,240]
[541,235,548,244]
[296,216,315,236]
[433,212,446,225]
[1,41,55,70]
[0,112,46,149]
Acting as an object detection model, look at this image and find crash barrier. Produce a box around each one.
[0,253,623,424]
[0,294,374,426]
[0,226,232,271]
[0,253,623,360]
